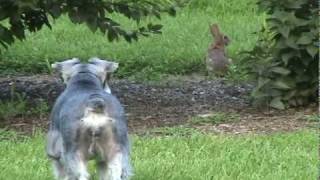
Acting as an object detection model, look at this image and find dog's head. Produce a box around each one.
[52,57,118,86]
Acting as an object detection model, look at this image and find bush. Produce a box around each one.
[242,0,319,109]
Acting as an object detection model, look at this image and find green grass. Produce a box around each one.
[0,129,316,180]
[0,0,264,80]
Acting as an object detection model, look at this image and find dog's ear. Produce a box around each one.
[88,57,119,73]
[51,58,80,71]
[51,58,80,83]
[88,58,118,92]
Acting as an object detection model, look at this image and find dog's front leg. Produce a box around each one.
[64,151,89,180]
[98,152,123,180]
[51,159,68,180]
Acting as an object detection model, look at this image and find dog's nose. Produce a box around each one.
[88,98,105,113]
[89,128,102,137]
[93,100,104,109]
[93,130,102,137]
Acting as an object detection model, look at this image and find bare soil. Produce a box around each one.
[0,75,317,135]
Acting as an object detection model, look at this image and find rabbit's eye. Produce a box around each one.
[223,36,230,45]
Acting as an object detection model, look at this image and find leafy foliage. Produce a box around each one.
[0,0,179,48]
[242,0,319,109]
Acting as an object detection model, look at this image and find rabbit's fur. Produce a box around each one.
[206,24,231,76]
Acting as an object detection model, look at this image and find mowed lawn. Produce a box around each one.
[0,0,264,79]
[0,130,316,180]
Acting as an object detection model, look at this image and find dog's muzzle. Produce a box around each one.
[87,96,105,113]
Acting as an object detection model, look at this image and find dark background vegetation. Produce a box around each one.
[0,0,318,109]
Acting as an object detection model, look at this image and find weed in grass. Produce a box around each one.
[0,130,317,180]
[190,112,240,125]
[226,63,251,82]
[0,95,28,120]
[303,114,319,122]
[30,99,49,119]
[144,125,202,137]
[0,97,49,121]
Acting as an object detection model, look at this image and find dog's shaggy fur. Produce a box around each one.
[46,58,131,180]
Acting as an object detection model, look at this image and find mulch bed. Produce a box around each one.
[0,75,316,135]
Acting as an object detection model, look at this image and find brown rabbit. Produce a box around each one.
[206,24,231,76]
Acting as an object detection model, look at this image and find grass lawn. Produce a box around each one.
[0,0,264,80]
[0,130,317,180]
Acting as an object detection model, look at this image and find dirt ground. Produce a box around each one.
[0,75,317,135]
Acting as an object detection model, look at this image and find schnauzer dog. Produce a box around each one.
[46,58,131,180]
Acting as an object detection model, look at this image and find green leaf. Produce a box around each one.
[285,35,299,49]
[16,1,37,9]
[123,34,132,43]
[283,90,297,100]
[281,52,296,65]
[86,18,98,32]
[295,74,310,83]
[49,4,62,18]
[299,89,314,97]
[0,25,14,45]
[275,37,287,49]
[270,67,291,75]
[0,40,8,48]
[270,97,285,109]
[286,12,309,26]
[271,11,288,23]
[107,28,118,41]
[306,45,319,57]
[257,77,271,89]
[273,81,291,90]
[285,0,304,9]
[10,20,25,40]
[288,99,297,106]
[278,26,290,38]
[267,89,283,96]
[168,7,176,16]
[251,87,272,98]
[68,10,81,24]
[148,24,163,32]
[296,33,313,45]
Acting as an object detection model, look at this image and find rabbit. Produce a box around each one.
[206,24,231,77]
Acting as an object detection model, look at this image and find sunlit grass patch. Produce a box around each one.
[0,129,316,180]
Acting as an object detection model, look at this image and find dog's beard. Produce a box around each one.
[104,85,112,94]
[103,74,112,94]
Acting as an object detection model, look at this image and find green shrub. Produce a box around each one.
[242,0,319,109]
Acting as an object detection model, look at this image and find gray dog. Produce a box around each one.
[46,58,131,180]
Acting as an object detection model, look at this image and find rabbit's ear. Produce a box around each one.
[210,24,221,37]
